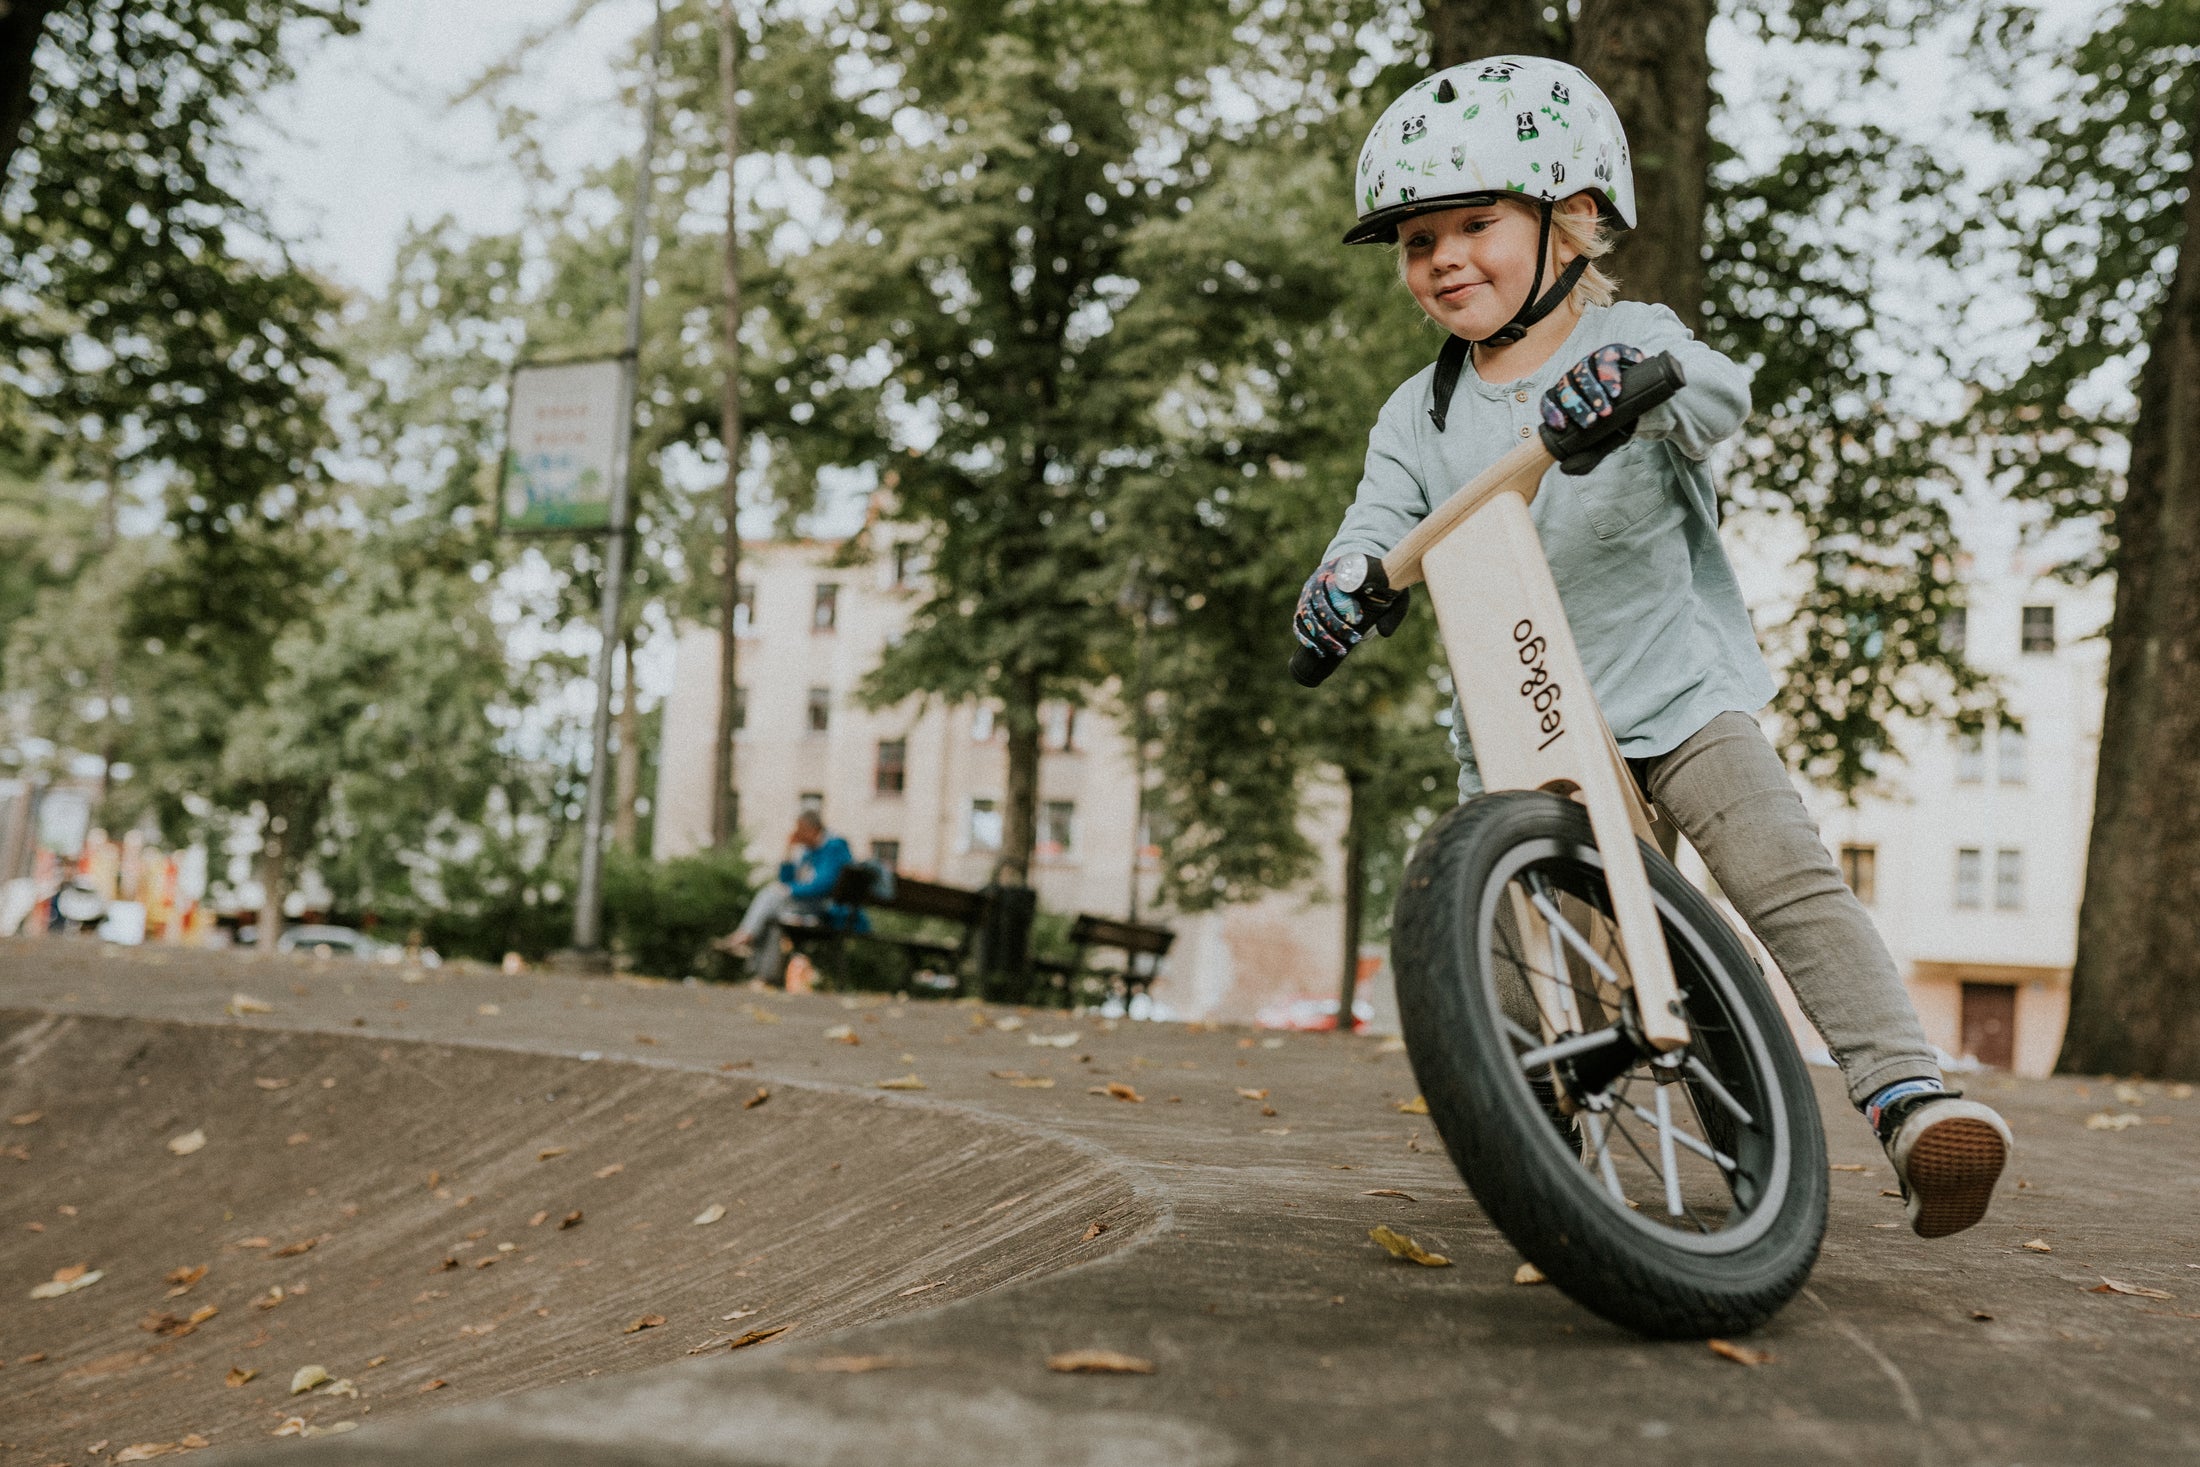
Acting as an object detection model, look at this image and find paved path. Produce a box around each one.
[3,938,2197,1465]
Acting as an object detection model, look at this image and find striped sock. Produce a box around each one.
[1863,1077,1946,1137]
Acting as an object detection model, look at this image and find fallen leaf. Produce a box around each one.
[594,1163,625,1179]
[323,1377,359,1399]
[1395,1096,1430,1115]
[2090,1277,2174,1300]
[1047,1349,1155,1374]
[1362,1189,1416,1201]
[253,1077,290,1090]
[272,1419,306,1437]
[992,1016,1025,1032]
[824,1025,860,1044]
[537,1146,569,1161]
[898,1281,945,1297]
[1082,1221,1107,1241]
[1880,1189,1903,1198]
[2086,1112,2143,1132]
[165,1264,208,1295]
[636,1034,659,1046]
[722,1308,761,1321]
[477,1004,500,1016]
[624,1314,667,1334]
[1708,1339,1772,1367]
[798,1354,912,1373]
[365,1355,387,1367]
[139,1305,218,1338]
[1028,1032,1080,1048]
[876,1074,928,1091]
[420,1378,447,1392]
[290,1364,331,1394]
[1260,1127,1293,1136]
[2115,1083,2146,1106]
[1236,1088,1269,1101]
[1368,1226,1450,1267]
[286,1131,310,1146]
[270,1236,320,1258]
[693,1204,727,1226]
[1829,1163,1868,1172]
[744,1087,771,1109]
[167,1129,207,1156]
[2023,1239,2053,1254]
[226,1366,258,1387]
[727,1324,792,1350]
[1094,1082,1143,1103]
[8,1110,42,1126]
[30,1266,103,1298]
[115,1444,186,1462]
[1513,1262,1546,1285]
[1971,1310,1994,1321]
[528,1211,549,1227]
[300,1422,357,1439]
[560,1210,584,1230]
[227,993,274,1015]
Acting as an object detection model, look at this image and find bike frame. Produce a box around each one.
[1381,437,1690,1051]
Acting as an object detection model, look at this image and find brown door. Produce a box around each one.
[1960,983,2018,1070]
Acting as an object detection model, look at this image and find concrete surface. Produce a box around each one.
[2,938,2197,1465]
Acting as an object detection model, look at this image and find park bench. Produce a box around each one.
[1034,912,1175,1005]
[780,865,989,991]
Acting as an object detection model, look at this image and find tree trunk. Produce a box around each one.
[2059,120,2200,1081]
[709,0,746,851]
[256,817,288,953]
[997,669,1042,888]
[1427,0,1561,69]
[1336,769,1368,1032]
[613,630,641,853]
[1571,0,1713,331]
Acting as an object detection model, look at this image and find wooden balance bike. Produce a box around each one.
[1293,354,1827,1338]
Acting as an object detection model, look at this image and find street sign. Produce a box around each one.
[499,357,628,533]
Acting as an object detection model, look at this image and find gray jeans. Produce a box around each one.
[1632,711,1939,1107]
[733,881,823,986]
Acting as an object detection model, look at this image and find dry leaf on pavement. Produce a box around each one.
[727,1324,792,1350]
[743,1086,771,1109]
[1090,1082,1142,1103]
[1236,1088,1269,1101]
[1362,1189,1415,1201]
[226,1366,257,1387]
[253,1077,290,1090]
[9,1110,42,1125]
[992,1016,1025,1031]
[537,1147,569,1161]
[798,1354,912,1373]
[421,1378,447,1391]
[1047,1349,1155,1374]
[2023,1239,2053,1253]
[1028,1032,1080,1048]
[1368,1226,1450,1267]
[271,1236,321,1258]
[594,1163,624,1179]
[624,1314,668,1334]
[2086,1113,2143,1132]
[290,1364,331,1394]
[1513,1263,1546,1285]
[898,1281,945,1297]
[1829,1163,1867,1172]
[115,1443,197,1463]
[29,1265,102,1299]
[693,1204,727,1226]
[560,1211,584,1229]
[877,1074,928,1091]
[165,1264,208,1296]
[2090,1277,2174,1300]
[227,993,274,1015]
[167,1129,207,1156]
[140,1305,218,1337]
[477,1004,500,1016]
[1707,1339,1772,1367]
[1395,1096,1430,1115]
[824,1025,860,1044]
[1082,1221,1107,1241]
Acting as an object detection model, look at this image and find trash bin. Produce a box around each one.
[975,883,1036,1003]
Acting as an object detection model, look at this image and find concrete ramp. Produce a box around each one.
[0,1011,1156,1457]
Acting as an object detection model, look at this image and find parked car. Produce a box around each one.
[272,924,439,967]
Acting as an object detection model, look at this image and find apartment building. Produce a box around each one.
[651,521,1351,1022]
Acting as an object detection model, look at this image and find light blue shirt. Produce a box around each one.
[1322,300,1775,795]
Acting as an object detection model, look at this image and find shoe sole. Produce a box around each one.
[1905,1116,2007,1239]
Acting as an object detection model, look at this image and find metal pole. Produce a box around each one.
[573,0,665,956]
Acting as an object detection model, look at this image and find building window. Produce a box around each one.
[970,704,996,741]
[891,542,924,587]
[1995,848,2024,910]
[798,791,824,818]
[1954,730,1985,784]
[1997,723,2027,785]
[1941,606,1967,656]
[734,581,756,635]
[870,839,900,872]
[730,686,747,732]
[1838,844,1877,906]
[2020,604,2055,654]
[1042,703,1077,752]
[966,798,1002,853]
[875,738,907,795]
[806,687,831,733]
[812,582,839,632]
[1954,848,1983,909]
[1039,800,1076,858]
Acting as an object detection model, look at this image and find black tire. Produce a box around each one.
[1393,790,1827,1339]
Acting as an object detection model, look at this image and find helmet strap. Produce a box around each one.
[1472,200,1588,350]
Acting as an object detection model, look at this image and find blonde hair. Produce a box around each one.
[1395,196,1620,312]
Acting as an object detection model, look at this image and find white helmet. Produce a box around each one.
[1345,56,1635,246]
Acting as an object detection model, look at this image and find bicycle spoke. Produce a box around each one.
[1683,1054,1754,1126]
[1627,1100,1736,1171]
[1581,1109,1626,1202]
[1653,1085,1685,1217]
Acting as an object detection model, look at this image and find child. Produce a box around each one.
[1294,55,2011,1238]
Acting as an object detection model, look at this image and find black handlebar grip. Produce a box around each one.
[1290,642,1338,688]
[1537,350,1688,476]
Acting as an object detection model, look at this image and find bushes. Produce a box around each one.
[602,846,755,980]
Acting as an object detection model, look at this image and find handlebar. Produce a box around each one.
[1288,351,1688,689]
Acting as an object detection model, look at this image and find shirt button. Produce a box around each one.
[1515,391,1529,403]
[1519,425,1532,438]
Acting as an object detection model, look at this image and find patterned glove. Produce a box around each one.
[1294,557,1406,659]
[1541,343,1647,433]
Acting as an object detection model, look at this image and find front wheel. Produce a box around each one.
[1392,791,1827,1339]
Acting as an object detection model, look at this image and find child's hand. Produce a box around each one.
[1294,557,1377,658]
[1541,344,1647,432]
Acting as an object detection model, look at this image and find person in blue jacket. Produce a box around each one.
[717,811,854,985]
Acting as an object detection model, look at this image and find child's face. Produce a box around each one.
[1398,198,1590,340]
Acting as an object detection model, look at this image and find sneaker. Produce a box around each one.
[1876,1091,2012,1239]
